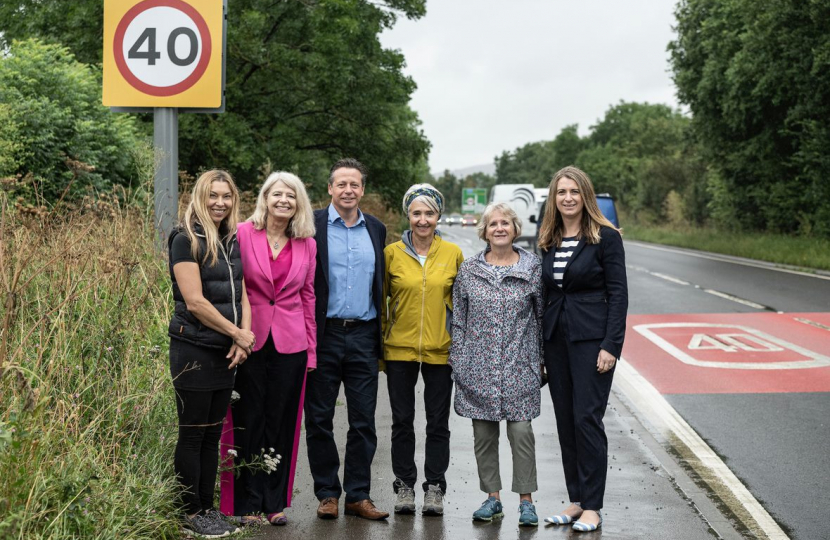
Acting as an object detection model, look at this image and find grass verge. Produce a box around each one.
[0,192,181,539]
[622,223,830,272]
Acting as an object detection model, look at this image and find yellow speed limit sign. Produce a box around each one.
[103,0,223,108]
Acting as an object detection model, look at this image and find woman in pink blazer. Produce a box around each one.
[220,171,317,526]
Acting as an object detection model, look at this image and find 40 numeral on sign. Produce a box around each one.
[128,27,199,66]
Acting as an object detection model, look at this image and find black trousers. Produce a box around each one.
[304,321,379,503]
[544,317,615,510]
[385,361,453,493]
[174,387,233,515]
[232,335,307,515]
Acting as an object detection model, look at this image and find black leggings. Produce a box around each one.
[174,387,233,515]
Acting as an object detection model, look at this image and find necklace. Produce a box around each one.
[267,232,284,251]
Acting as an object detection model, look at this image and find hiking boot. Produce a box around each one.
[393,479,416,514]
[472,496,504,522]
[204,509,240,535]
[423,484,444,516]
[518,500,539,527]
[182,513,230,538]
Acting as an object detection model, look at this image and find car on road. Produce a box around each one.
[445,213,463,226]
[461,215,477,227]
[596,193,619,228]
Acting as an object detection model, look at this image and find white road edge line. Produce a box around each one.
[703,289,767,309]
[627,241,830,281]
[614,360,789,540]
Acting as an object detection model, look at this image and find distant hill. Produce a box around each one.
[433,163,496,178]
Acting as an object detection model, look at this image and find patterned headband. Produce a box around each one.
[403,186,444,215]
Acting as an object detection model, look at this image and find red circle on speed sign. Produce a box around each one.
[113,0,212,97]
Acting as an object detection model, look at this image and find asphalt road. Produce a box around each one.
[622,240,830,540]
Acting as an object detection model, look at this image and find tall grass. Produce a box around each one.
[0,191,181,539]
[622,222,830,272]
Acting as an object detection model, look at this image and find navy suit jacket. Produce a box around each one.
[313,206,387,350]
[541,226,628,358]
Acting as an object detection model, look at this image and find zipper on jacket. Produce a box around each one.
[418,256,427,361]
[218,241,238,326]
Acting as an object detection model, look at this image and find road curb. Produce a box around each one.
[614,360,790,540]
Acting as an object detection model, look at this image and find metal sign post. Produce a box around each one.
[154,108,179,244]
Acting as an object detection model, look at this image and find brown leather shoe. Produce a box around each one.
[344,499,389,520]
[317,497,339,519]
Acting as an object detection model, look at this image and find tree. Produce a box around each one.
[432,170,461,212]
[0,39,145,201]
[0,0,430,206]
[578,102,698,221]
[669,0,830,235]
[495,141,558,187]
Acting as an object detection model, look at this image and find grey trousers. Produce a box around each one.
[472,419,538,494]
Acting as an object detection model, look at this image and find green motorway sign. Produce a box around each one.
[462,187,487,213]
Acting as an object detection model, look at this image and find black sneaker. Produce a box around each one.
[205,508,240,535]
[182,513,230,538]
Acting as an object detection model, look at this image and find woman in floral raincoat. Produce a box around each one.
[449,202,544,527]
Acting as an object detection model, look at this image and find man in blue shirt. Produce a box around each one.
[306,158,389,520]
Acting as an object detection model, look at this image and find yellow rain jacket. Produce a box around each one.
[382,232,464,365]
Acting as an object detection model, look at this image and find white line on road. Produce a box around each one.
[794,317,830,331]
[650,272,691,286]
[628,264,770,308]
[703,289,768,309]
[615,360,789,540]
[627,241,830,281]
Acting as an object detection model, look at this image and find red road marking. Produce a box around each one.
[622,312,830,394]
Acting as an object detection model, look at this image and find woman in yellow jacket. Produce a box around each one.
[383,183,464,517]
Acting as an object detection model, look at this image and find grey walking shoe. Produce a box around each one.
[393,478,416,514]
[204,508,240,535]
[422,484,444,516]
[182,513,230,538]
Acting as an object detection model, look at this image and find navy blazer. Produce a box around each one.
[541,226,628,358]
[313,206,387,350]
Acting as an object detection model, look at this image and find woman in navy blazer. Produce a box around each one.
[219,171,317,526]
[537,166,627,533]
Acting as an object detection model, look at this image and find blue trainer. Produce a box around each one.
[472,496,504,522]
[518,500,538,527]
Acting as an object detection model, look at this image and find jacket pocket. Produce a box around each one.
[385,299,400,340]
[566,296,608,341]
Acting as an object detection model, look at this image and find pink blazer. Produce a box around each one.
[236,221,317,368]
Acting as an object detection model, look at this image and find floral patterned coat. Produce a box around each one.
[449,246,544,421]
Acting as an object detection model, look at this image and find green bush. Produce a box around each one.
[0,39,146,202]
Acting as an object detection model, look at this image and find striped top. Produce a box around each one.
[552,237,580,288]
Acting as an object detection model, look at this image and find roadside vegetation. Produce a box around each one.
[0,187,181,539]
[622,222,830,272]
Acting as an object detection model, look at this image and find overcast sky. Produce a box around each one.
[380,1,682,174]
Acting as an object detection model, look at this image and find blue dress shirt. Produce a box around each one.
[326,204,377,320]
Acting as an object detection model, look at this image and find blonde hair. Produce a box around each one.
[477,202,522,242]
[537,166,619,250]
[182,169,240,267]
[248,171,315,238]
